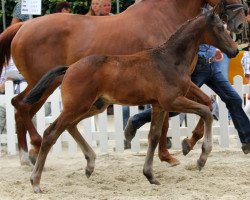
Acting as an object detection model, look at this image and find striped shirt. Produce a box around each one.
[241,51,250,76]
[12,1,30,22]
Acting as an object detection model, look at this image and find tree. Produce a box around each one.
[0,0,135,33]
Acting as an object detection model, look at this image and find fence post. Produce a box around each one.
[130,106,140,152]
[234,76,244,147]
[99,112,108,152]
[81,118,93,146]
[114,105,124,152]
[171,115,181,148]
[5,81,16,155]
[218,96,229,147]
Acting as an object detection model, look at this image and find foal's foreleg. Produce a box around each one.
[182,82,212,155]
[158,112,180,166]
[143,105,164,185]
[67,124,96,178]
[67,102,109,178]
[168,96,213,170]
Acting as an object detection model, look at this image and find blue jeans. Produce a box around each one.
[191,59,250,143]
[214,54,232,120]
[129,108,178,131]
[122,106,130,129]
[129,59,250,144]
[214,53,230,80]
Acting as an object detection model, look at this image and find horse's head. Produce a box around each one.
[204,11,239,58]
[207,0,247,34]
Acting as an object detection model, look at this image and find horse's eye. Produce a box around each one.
[218,26,224,32]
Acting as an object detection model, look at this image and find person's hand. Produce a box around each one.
[246,15,250,24]
[214,49,223,62]
[0,83,5,93]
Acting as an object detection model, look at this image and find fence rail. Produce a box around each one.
[1,76,250,155]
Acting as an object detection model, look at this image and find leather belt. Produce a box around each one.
[198,56,215,64]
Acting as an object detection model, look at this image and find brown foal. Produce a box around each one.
[24,11,238,192]
[0,0,246,165]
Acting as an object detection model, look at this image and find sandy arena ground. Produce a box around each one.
[0,139,249,200]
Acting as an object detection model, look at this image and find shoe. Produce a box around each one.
[124,117,137,142]
[242,143,250,154]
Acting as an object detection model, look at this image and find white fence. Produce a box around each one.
[0,76,250,155]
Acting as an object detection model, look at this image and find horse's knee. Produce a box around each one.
[204,107,213,124]
[203,95,213,111]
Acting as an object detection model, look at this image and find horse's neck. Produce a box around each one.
[172,0,205,15]
[138,0,205,18]
[156,17,204,69]
[128,0,206,39]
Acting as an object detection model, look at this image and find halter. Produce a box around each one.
[218,0,248,23]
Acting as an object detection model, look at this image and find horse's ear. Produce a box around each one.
[211,3,219,15]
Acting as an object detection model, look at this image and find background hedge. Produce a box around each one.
[0,0,135,33]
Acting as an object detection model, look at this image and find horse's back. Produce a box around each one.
[10,0,201,85]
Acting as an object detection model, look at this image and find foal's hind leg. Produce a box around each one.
[158,112,180,166]
[31,98,107,192]
[182,82,213,156]
[143,105,164,185]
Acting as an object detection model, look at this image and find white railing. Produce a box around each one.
[1,75,250,155]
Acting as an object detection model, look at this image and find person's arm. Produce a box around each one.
[214,49,224,62]
[246,15,250,24]
[11,17,22,25]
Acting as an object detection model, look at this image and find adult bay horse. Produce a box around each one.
[0,0,247,165]
[24,11,238,192]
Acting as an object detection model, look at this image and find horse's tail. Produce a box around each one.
[24,66,69,104]
[0,22,24,74]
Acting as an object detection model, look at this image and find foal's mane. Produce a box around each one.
[153,10,215,51]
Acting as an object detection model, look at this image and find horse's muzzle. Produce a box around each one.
[228,49,239,58]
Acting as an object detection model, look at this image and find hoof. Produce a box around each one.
[124,117,137,142]
[196,159,205,171]
[149,179,161,185]
[182,138,192,156]
[168,158,181,167]
[33,186,42,193]
[242,143,250,154]
[85,169,93,178]
[31,178,42,193]
[19,149,32,166]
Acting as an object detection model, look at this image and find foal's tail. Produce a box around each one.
[0,22,24,74]
[24,66,69,104]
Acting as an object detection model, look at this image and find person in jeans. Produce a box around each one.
[124,44,250,154]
